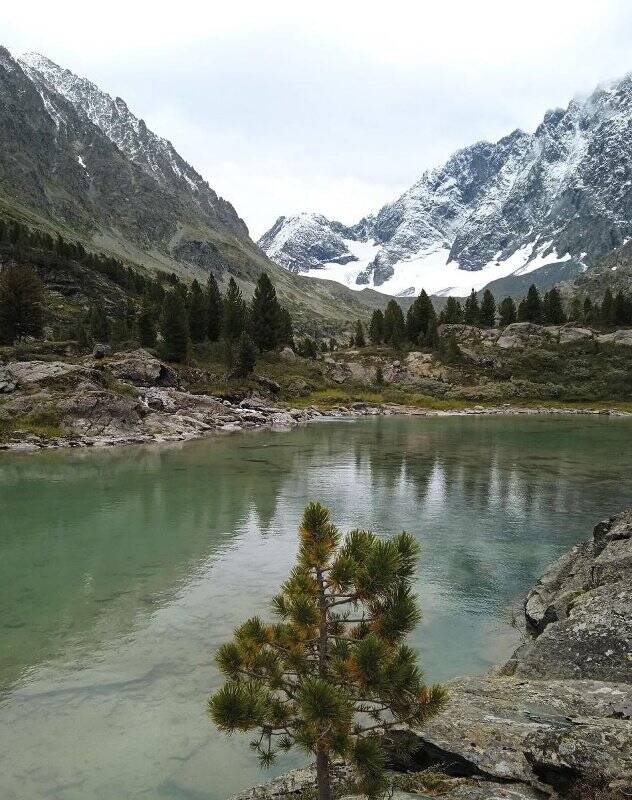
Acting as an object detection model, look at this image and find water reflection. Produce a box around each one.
[1,416,632,800]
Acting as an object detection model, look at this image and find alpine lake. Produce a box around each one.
[2,414,632,800]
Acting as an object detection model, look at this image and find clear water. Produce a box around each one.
[1,415,632,800]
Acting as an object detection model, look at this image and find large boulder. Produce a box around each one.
[597,329,632,347]
[395,676,632,796]
[496,323,553,350]
[557,326,594,344]
[5,360,101,388]
[438,324,485,343]
[0,364,16,393]
[107,349,178,387]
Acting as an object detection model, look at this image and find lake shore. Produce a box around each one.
[2,347,632,454]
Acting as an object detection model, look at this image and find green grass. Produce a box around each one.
[0,410,66,441]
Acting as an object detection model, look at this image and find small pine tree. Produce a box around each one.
[209,503,448,800]
[187,279,208,343]
[0,264,44,344]
[206,274,223,341]
[479,290,496,328]
[234,332,257,378]
[440,297,464,325]
[354,320,366,347]
[223,277,247,342]
[498,297,517,328]
[583,297,594,325]
[368,309,385,344]
[383,300,406,348]
[250,272,283,351]
[159,290,190,362]
[463,290,480,325]
[375,364,384,385]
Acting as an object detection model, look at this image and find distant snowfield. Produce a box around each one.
[303,240,574,297]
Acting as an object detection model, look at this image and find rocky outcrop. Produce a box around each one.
[229,512,632,800]
[325,351,448,386]
[509,511,632,683]
[439,321,632,350]
[106,349,179,387]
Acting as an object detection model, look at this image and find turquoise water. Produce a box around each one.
[1,415,632,800]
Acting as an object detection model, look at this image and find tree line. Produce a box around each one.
[0,219,294,375]
[351,283,632,351]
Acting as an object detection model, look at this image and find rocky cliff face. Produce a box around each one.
[260,75,632,298]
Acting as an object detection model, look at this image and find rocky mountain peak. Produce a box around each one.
[260,72,632,297]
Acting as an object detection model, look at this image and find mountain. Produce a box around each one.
[260,74,632,298]
[0,47,397,328]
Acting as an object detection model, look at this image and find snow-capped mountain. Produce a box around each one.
[260,75,632,297]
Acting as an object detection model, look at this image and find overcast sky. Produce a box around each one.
[6,1,632,237]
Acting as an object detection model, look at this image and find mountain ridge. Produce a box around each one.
[0,47,403,328]
[259,73,632,297]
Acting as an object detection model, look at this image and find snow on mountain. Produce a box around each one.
[18,51,246,236]
[260,74,632,297]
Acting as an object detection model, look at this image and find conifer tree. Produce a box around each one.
[463,290,480,325]
[368,309,385,344]
[137,295,157,347]
[479,290,496,328]
[159,290,189,362]
[614,291,632,326]
[0,264,44,344]
[250,273,282,351]
[234,332,257,377]
[440,297,463,325]
[520,284,542,323]
[354,320,366,347]
[206,274,223,341]
[187,279,208,343]
[498,297,517,328]
[223,278,247,342]
[278,308,294,347]
[569,297,583,323]
[601,288,615,328]
[406,290,435,342]
[542,287,566,325]
[209,503,447,800]
[583,297,595,325]
[383,300,406,347]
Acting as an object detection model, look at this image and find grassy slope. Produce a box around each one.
[0,189,406,333]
